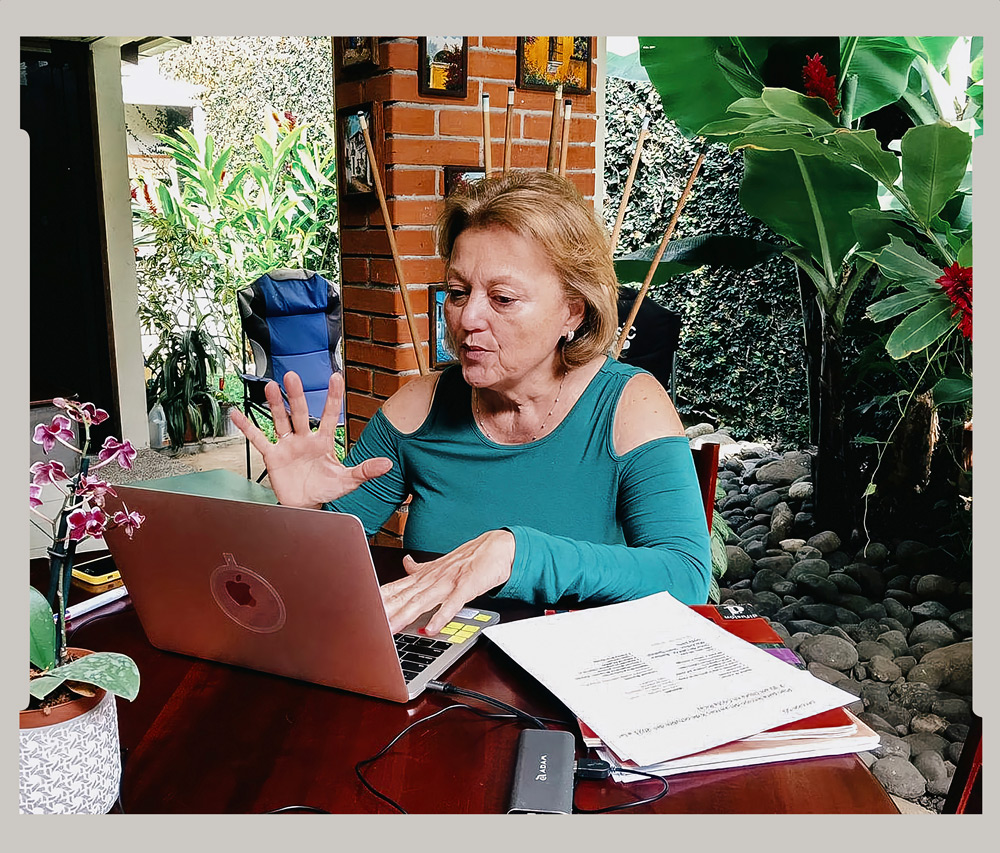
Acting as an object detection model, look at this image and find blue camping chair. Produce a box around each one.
[238,269,344,482]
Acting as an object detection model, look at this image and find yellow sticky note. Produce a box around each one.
[439,625,458,635]
[473,614,491,622]
[449,634,468,643]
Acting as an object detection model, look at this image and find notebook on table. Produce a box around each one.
[103,474,498,703]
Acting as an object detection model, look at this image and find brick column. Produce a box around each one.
[334,36,598,545]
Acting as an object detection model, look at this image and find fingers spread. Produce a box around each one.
[229,407,273,457]
[265,380,292,436]
[283,371,312,434]
[317,373,346,438]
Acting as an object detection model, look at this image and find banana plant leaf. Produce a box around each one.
[885,294,956,360]
[859,235,944,282]
[613,234,786,287]
[900,121,974,228]
[847,38,922,118]
[29,652,140,702]
[740,148,878,274]
[851,208,920,253]
[867,286,942,323]
[29,586,56,672]
[932,375,972,406]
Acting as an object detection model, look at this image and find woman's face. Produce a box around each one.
[444,226,583,393]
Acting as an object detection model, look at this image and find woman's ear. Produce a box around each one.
[566,296,586,330]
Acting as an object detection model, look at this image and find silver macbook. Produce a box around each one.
[103,475,499,703]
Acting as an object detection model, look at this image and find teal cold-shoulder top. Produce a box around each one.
[328,356,711,606]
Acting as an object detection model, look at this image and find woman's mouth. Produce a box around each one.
[460,344,489,361]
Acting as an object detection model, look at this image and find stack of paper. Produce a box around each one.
[483,593,877,772]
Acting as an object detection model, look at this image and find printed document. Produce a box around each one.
[483,592,859,767]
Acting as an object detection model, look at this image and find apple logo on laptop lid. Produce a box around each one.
[210,553,286,633]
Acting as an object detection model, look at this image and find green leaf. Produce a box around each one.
[904,36,959,72]
[728,132,833,158]
[866,287,939,323]
[613,234,786,286]
[639,37,744,138]
[759,88,839,129]
[29,586,56,672]
[727,97,771,117]
[713,48,763,99]
[900,122,973,227]
[863,482,877,497]
[864,235,944,282]
[740,147,877,273]
[885,295,956,359]
[29,652,140,702]
[849,38,920,118]
[827,129,901,188]
[253,135,275,172]
[932,376,972,406]
[851,208,918,253]
[957,238,972,267]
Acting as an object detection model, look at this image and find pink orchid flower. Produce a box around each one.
[112,507,146,539]
[94,436,137,470]
[32,415,76,454]
[30,459,71,486]
[53,398,110,426]
[76,475,118,507]
[67,507,108,541]
[29,483,44,509]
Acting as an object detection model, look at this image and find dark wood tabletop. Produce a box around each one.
[59,547,898,815]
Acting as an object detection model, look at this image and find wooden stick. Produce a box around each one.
[557,100,572,177]
[610,115,650,254]
[502,87,515,174]
[546,83,563,173]
[482,93,492,175]
[612,140,708,360]
[358,112,429,375]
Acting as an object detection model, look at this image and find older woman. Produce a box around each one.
[232,170,710,636]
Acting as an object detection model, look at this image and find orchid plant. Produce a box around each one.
[28,398,142,707]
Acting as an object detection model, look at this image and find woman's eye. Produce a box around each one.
[446,289,467,303]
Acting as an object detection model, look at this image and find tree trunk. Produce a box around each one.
[813,317,855,538]
[796,268,822,444]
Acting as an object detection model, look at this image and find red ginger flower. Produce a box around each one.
[142,181,158,215]
[937,262,972,339]
[802,53,840,115]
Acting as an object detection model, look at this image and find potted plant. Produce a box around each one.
[146,320,226,449]
[24,397,144,814]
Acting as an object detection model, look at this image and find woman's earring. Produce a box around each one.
[565,329,575,343]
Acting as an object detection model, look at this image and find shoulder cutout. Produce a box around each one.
[381,372,443,434]
[613,371,685,455]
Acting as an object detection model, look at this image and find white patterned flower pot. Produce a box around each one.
[19,685,122,814]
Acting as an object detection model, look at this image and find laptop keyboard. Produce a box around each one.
[394,634,452,683]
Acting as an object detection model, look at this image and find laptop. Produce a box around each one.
[103,477,499,703]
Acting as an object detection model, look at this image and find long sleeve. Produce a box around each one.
[495,436,712,606]
[325,410,409,537]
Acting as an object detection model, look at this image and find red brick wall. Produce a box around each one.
[334,36,599,545]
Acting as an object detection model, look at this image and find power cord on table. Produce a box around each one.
[354,679,669,814]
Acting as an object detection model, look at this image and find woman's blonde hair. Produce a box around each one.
[436,170,619,369]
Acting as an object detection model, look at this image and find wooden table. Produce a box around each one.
[63,547,898,814]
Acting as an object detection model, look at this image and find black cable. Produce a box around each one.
[426,680,550,730]
[355,701,518,813]
[573,765,670,813]
[265,805,332,813]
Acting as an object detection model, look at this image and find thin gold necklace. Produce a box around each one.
[473,371,568,443]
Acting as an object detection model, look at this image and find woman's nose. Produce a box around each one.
[456,291,488,329]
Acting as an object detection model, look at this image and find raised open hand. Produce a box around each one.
[229,371,392,508]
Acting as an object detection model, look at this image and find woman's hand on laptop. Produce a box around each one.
[380,530,514,634]
[229,371,392,508]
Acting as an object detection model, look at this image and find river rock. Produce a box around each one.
[912,601,951,622]
[752,490,784,512]
[769,502,794,541]
[794,574,839,602]
[893,682,939,713]
[949,609,972,634]
[754,554,794,575]
[856,640,894,661]
[906,661,948,690]
[755,452,811,485]
[871,756,926,798]
[797,634,858,671]
[685,422,715,439]
[932,698,972,726]
[785,619,829,635]
[894,655,917,676]
[882,598,915,629]
[913,750,949,782]
[875,732,911,758]
[868,655,902,682]
[903,732,950,759]
[798,603,838,624]
[915,574,956,600]
[787,559,831,583]
[877,630,910,658]
[910,713,949,735]
[751,569,787,594]
[724,546,754,582]
[787,480,813,501]
[908,620,959,647]
[918,642,973,688]
[856,542,890,564]
[806,530,841,554]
